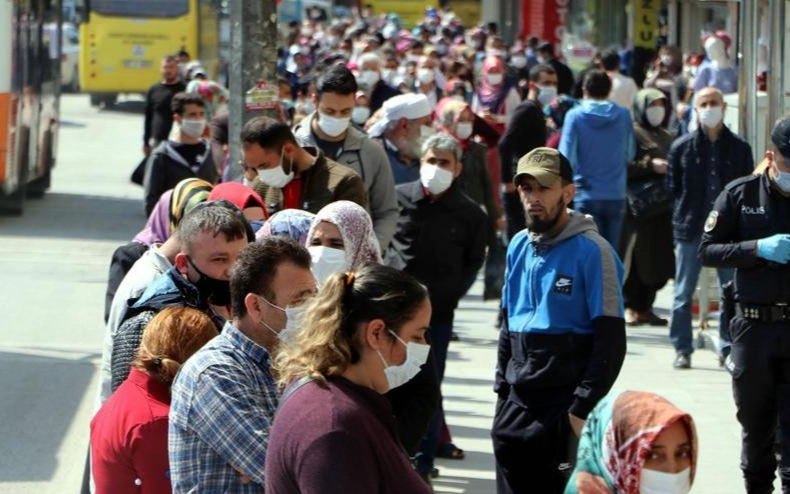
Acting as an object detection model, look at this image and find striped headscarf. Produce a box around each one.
[169,178,213,232]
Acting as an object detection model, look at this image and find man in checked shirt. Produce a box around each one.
[168,237,317,492]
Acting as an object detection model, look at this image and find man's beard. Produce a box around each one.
[525,196,565,234]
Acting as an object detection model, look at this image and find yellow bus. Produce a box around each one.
[79,0,221,106]
[0,0,62,215]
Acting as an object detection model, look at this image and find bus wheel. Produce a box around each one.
[0,184,26,216]
[28,130,53,199]
[100,93,117,108]
[89,93,102,106]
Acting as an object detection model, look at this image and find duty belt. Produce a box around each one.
[736,303,790,322]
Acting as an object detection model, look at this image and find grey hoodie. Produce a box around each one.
[293,113,399,251]
[529,210,599,247]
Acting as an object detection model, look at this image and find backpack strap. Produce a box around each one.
[276,375,315,414]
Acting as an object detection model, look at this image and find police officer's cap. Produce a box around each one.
[513,147,573,188]
[771,114,790,158]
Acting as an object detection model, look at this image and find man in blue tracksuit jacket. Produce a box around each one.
[492,148,627,493]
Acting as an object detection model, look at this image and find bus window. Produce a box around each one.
[91,0,189,18]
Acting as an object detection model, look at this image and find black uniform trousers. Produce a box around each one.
[491,395,575,494]
[730,316,790,493]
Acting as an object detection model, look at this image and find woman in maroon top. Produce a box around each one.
[90,307,217,494]
[267,265,433,494]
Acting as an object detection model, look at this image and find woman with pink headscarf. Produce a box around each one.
[305,200,382,286]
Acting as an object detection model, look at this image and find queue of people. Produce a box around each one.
[100,5,790,493]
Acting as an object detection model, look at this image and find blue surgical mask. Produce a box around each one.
[774,161,790,193]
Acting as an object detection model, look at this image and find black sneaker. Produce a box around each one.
[673,353,691,369]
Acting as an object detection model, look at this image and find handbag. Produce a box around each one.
[626,178,671,220]
[130,156,148,186]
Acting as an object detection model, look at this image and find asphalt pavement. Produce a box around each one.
[0,94,757,493]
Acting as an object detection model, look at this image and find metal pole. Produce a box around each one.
[738,0,756,157]
[227,0,280,182]
[768,0,786,131]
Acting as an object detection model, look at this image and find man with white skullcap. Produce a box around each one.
[368,93,433,184]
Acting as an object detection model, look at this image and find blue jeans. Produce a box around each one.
[415,318,454,475]
[575,199,626,247]
[670,237,733,356]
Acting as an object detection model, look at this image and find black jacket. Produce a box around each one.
[111,267,220,391]
[498,100,547,184]
[104,241,149,323]
[386,182,488,322]
[143,81,186,145]
[666,127,753,241]
[143,140,218,216]
[699,173,790,305]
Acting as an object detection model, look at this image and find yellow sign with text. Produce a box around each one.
[368,0,438,28]
[634,0,659,49]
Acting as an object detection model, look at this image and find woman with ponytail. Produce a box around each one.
[265,265,433,494]
[90,307,217,494]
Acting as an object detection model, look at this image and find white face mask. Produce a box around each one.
[639,467,691,494]
[301,99,316,114]
[773,161,790,193]
[417,67,435,84]
[698,106,723,129]
[420,163,454,195]
[646,106,666,127]
[308,245,349,286]
[257,295,306,345]
[511,55,528,68]
[257,149,294,188]
[180,118,206,138]
[359,70,381,88]
[377,329,430,391]
[536,85,557,107]
[455,121,473,140]
[317,112,351,137]
[352,106,371,125]
[420,124,433,138]
[487,73,504,86]
[381,68,396,85]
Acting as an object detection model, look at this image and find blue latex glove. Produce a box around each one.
[757,234,790,264]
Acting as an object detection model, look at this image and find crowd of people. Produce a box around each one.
[87,4,790,494]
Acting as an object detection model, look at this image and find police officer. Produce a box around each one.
[699,115,790,493]
[492,148,626,493]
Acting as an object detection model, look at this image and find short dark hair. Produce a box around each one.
[601,49,621,71]
[240,117,296,152]
[316,64,358,99]
[177,200,249,254]
[163,55,178,64]
[230,237,312,318]
[529,63,556,83]
[537,42,554,55]
[171,92,206,115]
[583,69,612,99]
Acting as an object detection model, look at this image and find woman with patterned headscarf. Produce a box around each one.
[305,200,381,286]
[256,209,315,245]
[566,390,697,494]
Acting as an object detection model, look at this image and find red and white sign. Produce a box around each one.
[521,0,569,48]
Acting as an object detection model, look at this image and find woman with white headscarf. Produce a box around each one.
[306,201,382,285]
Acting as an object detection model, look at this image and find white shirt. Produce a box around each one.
[609,72,639,110]
[94,246,172,409]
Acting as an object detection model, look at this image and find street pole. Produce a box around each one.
[228,0,280,182]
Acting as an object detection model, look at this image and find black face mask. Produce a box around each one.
[186,256,231,307]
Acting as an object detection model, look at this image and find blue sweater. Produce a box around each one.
[559,100,635,201]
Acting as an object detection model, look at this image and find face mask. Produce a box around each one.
[488,49,505,58]
[317,112,350,137]
[698,106,723,129]
[359,70,380,88]
[487,73,503,86]
[773,161,790,193]
[420,125,433,138]
[300,45,311,55]
[376,329,430,391]
[308,245,348,286]
[180,118,206,138]
[326,35,338,47]
[417,67,435,84]
[352,106,371,125]
[420,163,454,195]
[536,55,548,64]
[257,295,305,345]
[639,467,691,494]
[511,55,528,68]
[381,69,396,85]
[302,28,314,37]
[536,85,557,107]
[452,94,466,102]
[257,148,294,188]
[456,121,473,140]
[186,256,231,306]
[646,106,666,127]
[302,99,316,114]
